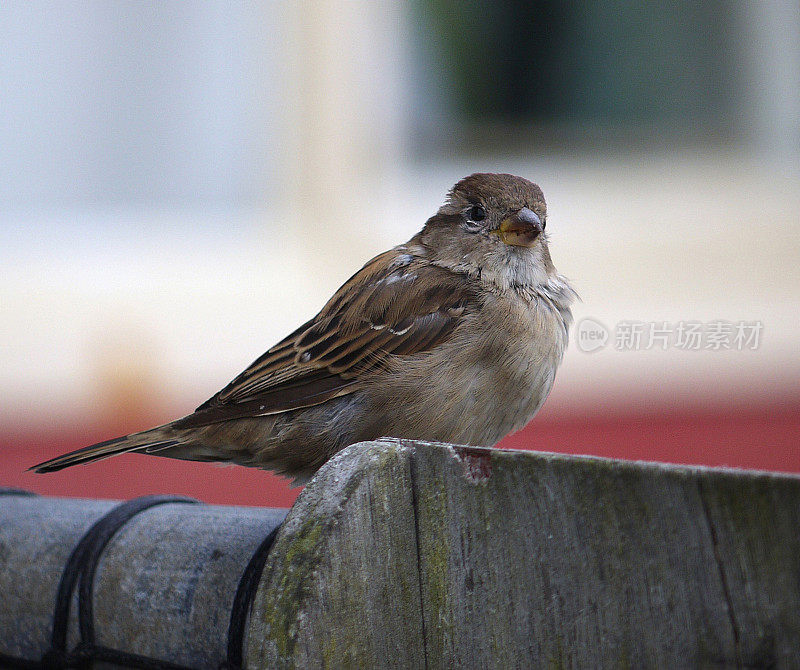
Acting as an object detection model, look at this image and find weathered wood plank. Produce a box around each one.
[4,440,800,668]
[409,442,739,668]
[250,440,800,669]
[697,473,800,667]
[247,440,426,669]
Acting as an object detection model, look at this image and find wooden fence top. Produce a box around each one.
[250,439,800,669]
[3,440,799,668]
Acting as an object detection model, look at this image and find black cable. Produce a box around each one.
[71,643,199,670]
[0,493,284,669]
[75,496,197,647]
[48,495,198,666]
[44,495,197,669]
[0,651,43,668]
[222,524,282,670]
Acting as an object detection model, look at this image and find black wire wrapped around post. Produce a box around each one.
[0,491,286,669]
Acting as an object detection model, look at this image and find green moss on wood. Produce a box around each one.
[261,516,325,661]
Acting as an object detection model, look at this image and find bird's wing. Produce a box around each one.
[174,248,474,428]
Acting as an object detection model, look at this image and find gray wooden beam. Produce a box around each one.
[247,440,426,669]
[248,440,800,669]
[2,440,799,668]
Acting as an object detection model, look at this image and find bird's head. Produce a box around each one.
[420,173,557,291]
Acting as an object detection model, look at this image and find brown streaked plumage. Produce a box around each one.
[33,173,577,484]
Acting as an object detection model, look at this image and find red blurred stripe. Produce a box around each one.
[501,403,800,474]
[2,402,798,506]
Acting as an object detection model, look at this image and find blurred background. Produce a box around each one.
[1,1,798,507]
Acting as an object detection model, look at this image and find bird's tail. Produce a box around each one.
[30,426,181,474]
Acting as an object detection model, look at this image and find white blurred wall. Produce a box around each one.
[0,1,798,428]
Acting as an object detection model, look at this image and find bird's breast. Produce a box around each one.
[370,291,569,447]
[468,293,568,440]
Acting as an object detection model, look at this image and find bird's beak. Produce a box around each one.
[496,207,542,247]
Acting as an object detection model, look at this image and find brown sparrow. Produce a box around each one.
[34,173,577,484]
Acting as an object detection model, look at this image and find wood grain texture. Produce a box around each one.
[248,440,800,669]
[3,441,799,669]
[247,440,426,669]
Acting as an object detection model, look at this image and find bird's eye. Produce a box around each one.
[468,205,486,222]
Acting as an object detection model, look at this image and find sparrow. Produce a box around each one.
[33,173,577,485]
